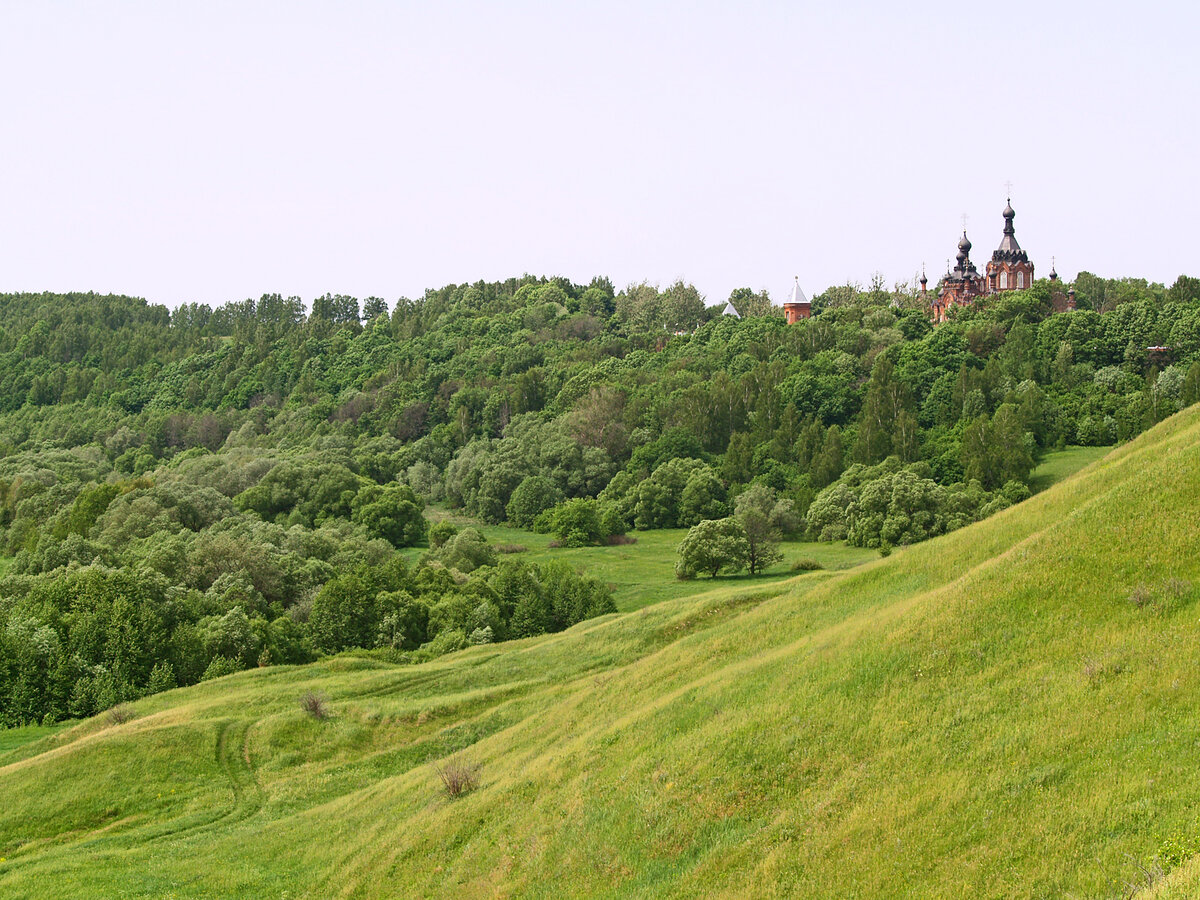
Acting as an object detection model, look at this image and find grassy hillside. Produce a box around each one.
[2,409,1199,898]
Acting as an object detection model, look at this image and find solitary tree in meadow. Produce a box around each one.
[675,517,751,579]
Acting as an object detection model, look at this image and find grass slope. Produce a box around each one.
[2,413,1199,898]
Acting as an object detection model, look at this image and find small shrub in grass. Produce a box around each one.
[791,558,823,572]
[108,704,135,725]
[201,655,242,681]
[1131,579,1193,615]
[435,754,481,798]
[1161,577,1193,613]
[494,543,527,554]
[605,534,637,546]
[1129,583,1153,609]
[300,690,330,720]
[1163,577,1193,599]
[411,629,469,663]
[1083,657,1125,687]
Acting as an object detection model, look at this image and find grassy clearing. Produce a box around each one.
[2,408,1199,897]
[415,444,1105,612]
[414,510,876,611]
[1029,444,1111,493]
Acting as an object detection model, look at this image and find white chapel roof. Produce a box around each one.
[789,278,809,305]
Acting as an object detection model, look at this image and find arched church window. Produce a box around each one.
[1017,271,1025,288]
[1000,271,1008,289]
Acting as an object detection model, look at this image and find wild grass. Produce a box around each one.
[0,414,1197,898]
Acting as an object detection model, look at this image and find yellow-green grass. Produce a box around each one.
[1137,854,1200,898]
[3,408,1200,897]
[1029,443,1113,493]
[416,510,876,610]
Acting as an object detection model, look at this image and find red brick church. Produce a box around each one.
[924,199,1044,323]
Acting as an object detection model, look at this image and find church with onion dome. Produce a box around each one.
[923,198,1065,323]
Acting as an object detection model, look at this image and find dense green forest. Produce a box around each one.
[0,270,1197,725]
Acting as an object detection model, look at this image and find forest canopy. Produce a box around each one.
[0,269,1196,725]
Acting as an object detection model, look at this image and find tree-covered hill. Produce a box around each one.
[0,272,1196,723]
[1,393,1198,898]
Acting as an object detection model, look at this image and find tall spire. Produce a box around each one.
[994,198,1024,256]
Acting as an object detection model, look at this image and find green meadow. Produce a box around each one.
[408,439,1103,614]
[414,511,878,611]
[1,418,1196,898]
[1028,444,1112,493]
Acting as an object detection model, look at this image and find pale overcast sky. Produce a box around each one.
[1,1,1196,309]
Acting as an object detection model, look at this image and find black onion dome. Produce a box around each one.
[994,200,1024,256]
[958,232,972,253]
